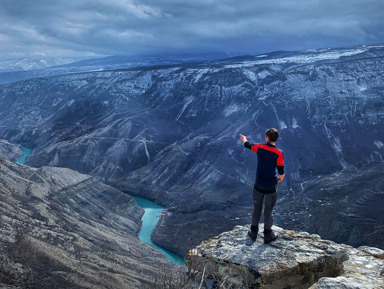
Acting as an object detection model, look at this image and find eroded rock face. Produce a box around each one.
[0,139,23,161]
[186,225,384,289]
[310,246,384,289]
[0,156,175,289]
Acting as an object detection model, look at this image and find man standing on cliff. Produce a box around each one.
[239,128,285,243]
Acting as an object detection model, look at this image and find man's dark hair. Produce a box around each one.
[266,128,279,142]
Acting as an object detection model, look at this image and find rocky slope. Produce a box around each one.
[277,163,384,250]
[0,44,383,255]
[0,140,23,161]
[0,156,177,288]
[187,225,384,289]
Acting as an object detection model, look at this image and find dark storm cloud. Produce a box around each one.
[0,0,383,59]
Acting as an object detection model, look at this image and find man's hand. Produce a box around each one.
[277,174,285,183]
[239,134,247,143]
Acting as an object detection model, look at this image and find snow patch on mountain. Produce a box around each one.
[224,104,241,116]
[194,69,209,83]
[279,120,288,130]
[374,140,383,149]
[142,139,151,163]
[323,123,349,169]
[242,69,257,82]
[224,48,369,69]
[176,96,193,120]
[0,57,86,72]
[257,70,272,79]
[292,117,300,129]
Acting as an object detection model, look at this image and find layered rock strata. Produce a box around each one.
[310,246,384,289]
[0,156,176,289]
[0,140,23,161]
[187,225,384,289]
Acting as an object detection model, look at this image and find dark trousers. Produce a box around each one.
[252,186,278,231]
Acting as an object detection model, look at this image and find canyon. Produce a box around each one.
[0,45,383,258]
[0,151,179,288]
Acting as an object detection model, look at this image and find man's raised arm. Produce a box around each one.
[240,134,253,150]
[239,134,247,143]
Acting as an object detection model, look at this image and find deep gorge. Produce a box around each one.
[0,44,383,256]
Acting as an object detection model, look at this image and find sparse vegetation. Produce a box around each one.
[144,252,244,289]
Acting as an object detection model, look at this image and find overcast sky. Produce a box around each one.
[1,0,384,60]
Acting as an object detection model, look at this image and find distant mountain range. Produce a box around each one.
[0,52,229,85]
[0,44,383,255]
[0,57,90,72]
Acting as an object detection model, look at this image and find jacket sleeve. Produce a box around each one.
[276,152,284,175]
[244,141,252,149]
[244,142,259,153]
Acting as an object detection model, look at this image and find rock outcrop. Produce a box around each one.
[0,140,23,161]
[310,246,384,289]
[187,225,384,289]
[0,156,177,289]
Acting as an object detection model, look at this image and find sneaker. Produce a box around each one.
[264,231,278,244]
[247,226,258,241]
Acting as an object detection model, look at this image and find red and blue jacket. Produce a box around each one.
[244,141,284,187]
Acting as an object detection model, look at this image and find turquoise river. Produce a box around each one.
[14,144,184,265]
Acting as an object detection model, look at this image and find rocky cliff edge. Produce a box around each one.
[187,225,384,289]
